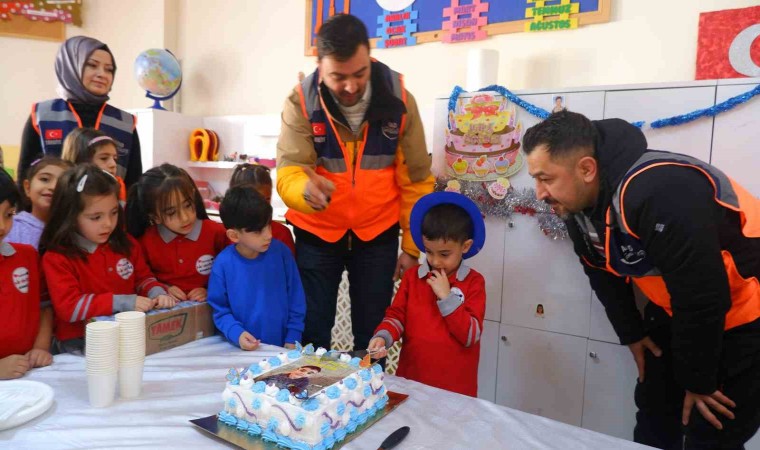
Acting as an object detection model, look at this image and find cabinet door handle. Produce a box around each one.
[501,336,508,342]
[589,352,598,359]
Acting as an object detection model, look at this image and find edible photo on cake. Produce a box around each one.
[254,354,362,398]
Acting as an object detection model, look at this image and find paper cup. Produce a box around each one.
[88,372,118,407]
[119,362,144,399]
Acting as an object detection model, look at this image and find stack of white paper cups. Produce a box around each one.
[85,321,120,407]
[114,311,146,398]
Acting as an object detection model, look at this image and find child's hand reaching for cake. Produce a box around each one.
[368,337,388,359]
[426,269,451,299]
[239,331,261,351]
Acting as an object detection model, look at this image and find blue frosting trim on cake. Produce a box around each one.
[372,364,382,374]
[346,419,358,433]
[303,398,319,411]
[376,394,389,409]
[358,369,371,381]
[269,356,282,368]
[324,435,336,449]
[320,421,330,436]
[304,344,315,355]
[236,420,249,431]
[277,389,291,402]
[252,398,262,410]
[349,357,361,367]
[344,378,357,390]
[294,413,306,429]
[336,402,345,416]
[262,428,278,443]
[227,398,237,409]
[268,418,279,431]
[252,381,267,393]
[248,423,262,435]
[363,386,371,398]
[349,406,358,420]
[326,386,341,399]
[249,363,263,375]
[334,428,347,442]
[287,349,302,360]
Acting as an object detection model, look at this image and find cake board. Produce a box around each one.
[190,391,408,449]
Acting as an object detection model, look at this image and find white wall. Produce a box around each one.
[2,0,758,147]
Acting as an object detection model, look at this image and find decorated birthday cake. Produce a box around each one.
[446,93,524,181]
[218,345,388,450]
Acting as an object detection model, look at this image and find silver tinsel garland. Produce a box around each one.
[435,178,568,240]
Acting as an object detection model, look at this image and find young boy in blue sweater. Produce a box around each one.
[208,185,306,350]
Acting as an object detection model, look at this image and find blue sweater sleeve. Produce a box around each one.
[207,252,245,347]
[283,249,306,344]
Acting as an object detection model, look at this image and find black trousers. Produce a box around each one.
[294,224,399,351]
[634,305,760,450]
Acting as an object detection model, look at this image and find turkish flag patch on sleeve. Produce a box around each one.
[44,129,63,140]
[312,123,327,136]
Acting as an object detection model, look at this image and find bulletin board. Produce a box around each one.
[0,0,82,42]
[305,0,611,55]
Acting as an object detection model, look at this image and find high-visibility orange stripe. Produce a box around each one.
[30,104,40,135]
[67,101,84,128]
[93,102,108,129]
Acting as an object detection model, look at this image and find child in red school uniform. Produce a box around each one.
[62,128,127,203]
[0,170,53,378]
[229,163,295,255]
[368,192,486,397]
[40,165,176,353]
[126,164,228,302]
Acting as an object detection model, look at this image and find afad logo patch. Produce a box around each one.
[12,267,30,294]
[149,313,188,341]
[382,121,399,140]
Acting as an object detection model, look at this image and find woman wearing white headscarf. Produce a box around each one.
[18,35,142,188]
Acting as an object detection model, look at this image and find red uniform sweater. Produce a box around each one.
[272,221,295,256]
[138,219,229,293]
[42,235,167,341]
[0,242,41,358]
[374,263,486,396]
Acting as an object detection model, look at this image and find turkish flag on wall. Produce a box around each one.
[696,6,760,80]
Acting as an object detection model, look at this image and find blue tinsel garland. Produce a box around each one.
[448,83,760,129]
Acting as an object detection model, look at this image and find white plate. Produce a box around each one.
[0,380,54,431]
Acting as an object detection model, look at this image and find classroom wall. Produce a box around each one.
[1,0,758,151]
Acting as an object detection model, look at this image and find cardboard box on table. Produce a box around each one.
[94,301,215,355]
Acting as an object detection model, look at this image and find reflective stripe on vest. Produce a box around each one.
[587,150,760,329]
[33,99,135,178]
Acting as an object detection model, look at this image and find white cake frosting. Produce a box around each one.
[218,345,388,450]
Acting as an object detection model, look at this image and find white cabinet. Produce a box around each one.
[710,82,760,194]
[501,213,592,338]
[582,340,638,441]
[495,324,588,426]
[603,85,716,162]
[468,218,506,322]
[589,293,620,344]
[477,319,500,403]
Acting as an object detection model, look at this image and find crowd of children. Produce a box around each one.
[0,133,486,397]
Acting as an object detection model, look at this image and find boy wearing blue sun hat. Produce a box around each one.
[368,191,486,396]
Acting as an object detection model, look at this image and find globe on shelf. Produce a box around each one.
[134,48,182,110]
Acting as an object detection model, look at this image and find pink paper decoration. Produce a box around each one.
[441,0,489,43]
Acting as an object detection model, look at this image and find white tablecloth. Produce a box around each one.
[0,336,652,450]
